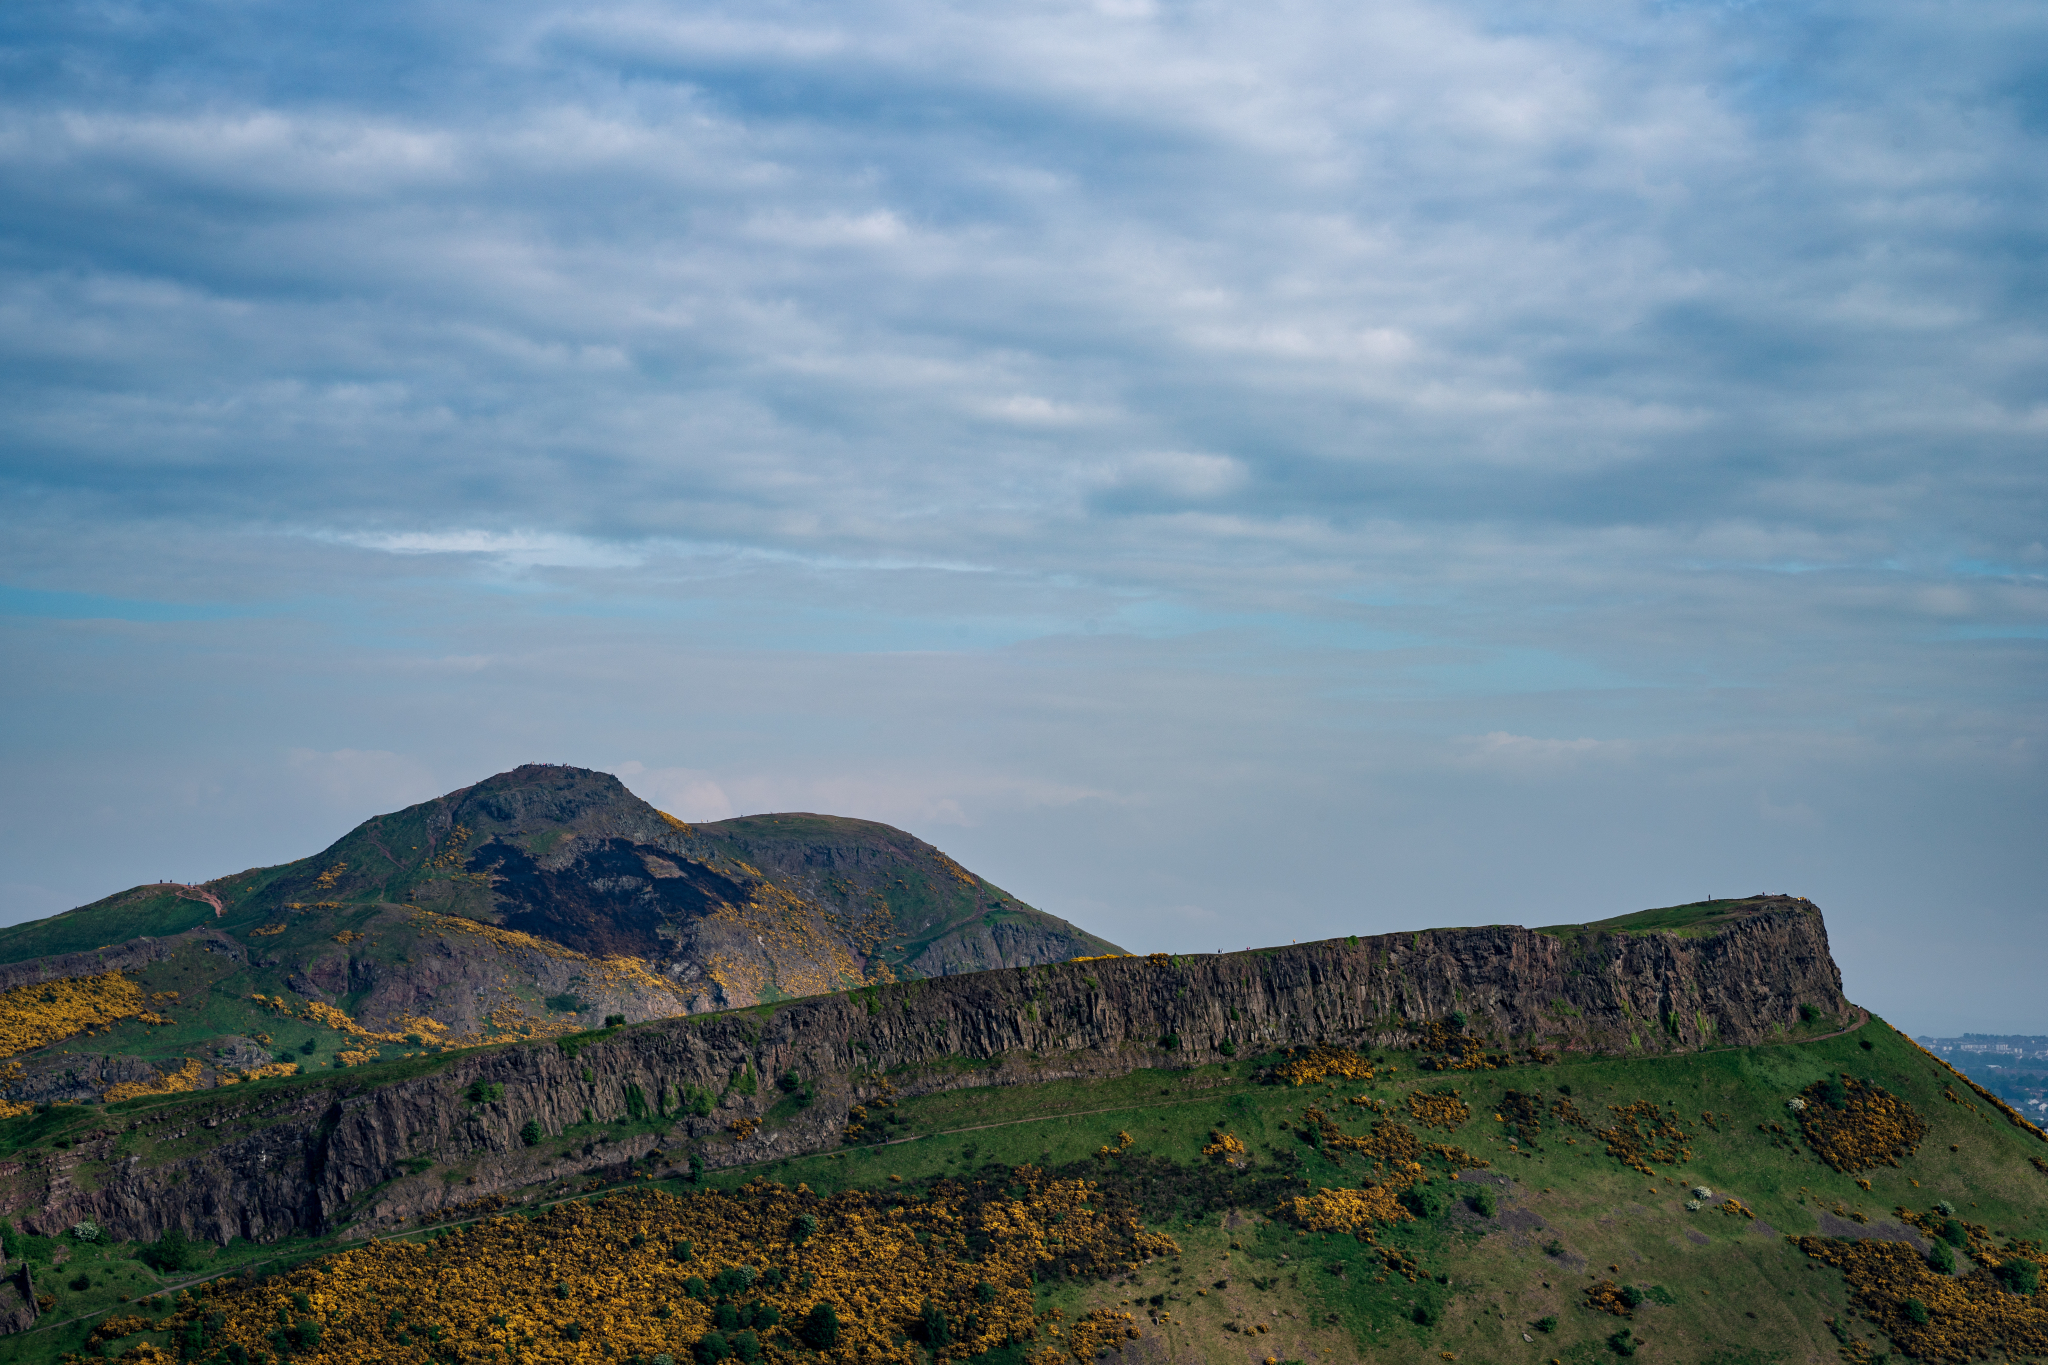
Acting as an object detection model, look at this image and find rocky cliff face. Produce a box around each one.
[1,896,1844,1246]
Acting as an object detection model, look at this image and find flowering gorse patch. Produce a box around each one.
[0,970,172,1059]
[128,1169,1175,1365]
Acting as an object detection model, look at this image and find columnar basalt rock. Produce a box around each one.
[4,897,1843,1246]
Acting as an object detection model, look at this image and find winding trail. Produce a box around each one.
[164,883,224,917]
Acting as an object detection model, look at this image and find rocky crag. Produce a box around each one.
[0,766,1123,1108]
[0,896,1845,1247]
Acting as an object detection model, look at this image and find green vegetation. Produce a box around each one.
[0,889,223,966]
[0,1012,2044,1365]
[1537,897,1795,940]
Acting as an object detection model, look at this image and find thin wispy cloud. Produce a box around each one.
[0,0,2042,1030]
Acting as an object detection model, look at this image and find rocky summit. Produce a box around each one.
[0,764,1121,1109]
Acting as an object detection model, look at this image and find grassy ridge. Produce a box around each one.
[0,891,220,965]
[1,993,2041,1362]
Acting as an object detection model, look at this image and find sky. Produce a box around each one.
[1,0,2042,1036]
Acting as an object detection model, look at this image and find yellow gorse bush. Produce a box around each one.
[1275,1046,1375,1087]
[104,1059,203,1103]
[1200,1131,1247,1165]
[139,1169,1176,1365]
[1272,1185,1411,1234]
[0,971,171,1059]
[1796,1075,1929,1173]
[1592,1101,1693,1177]
[1798,1232,2048,1363]
[218,1061,300,1086]
[1407,1089,1470,1131]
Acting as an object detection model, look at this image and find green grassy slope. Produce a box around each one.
[1539,897,1784,939]
[678,812,1126,972]
[0,889,222,964]
[716,1017,2046,1364]
[6,1008,2040,1365]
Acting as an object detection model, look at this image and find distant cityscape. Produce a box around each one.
[1917,1034,2048,1121]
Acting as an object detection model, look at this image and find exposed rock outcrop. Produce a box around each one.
[0,897,1845,1247]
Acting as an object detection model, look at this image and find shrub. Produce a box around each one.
[562,1321,584,1342]
[732,1328,761,1363]
[733,1067,757,1097]
[544,993,586,1014]
[1218,1040,1237,1057]
[466,1080,505,1103]
[1800,1004,1821,1024]
[1997,1259,2042,1296]
[68,1274,90,1292]
[695,1330,730,1363]
[683,1276,708,1301]
[978,1281,996,1304]
[1413,1299,1442,1326]
[712,1266,757,1297]
[801,1303,840,1350]
[1942,1219,1969,1248]
[1400,1184,1448,1219]
[1928,1241,1956,1274]
[1620,1285,1645,1309]
[918,1299,951,1348]
[1160,1033,1181,1051]
[1818,1076,1850,1110]
[1536,1315,1559,1333]
[779,1071,803,1093]
[714,1301,741,1332]
[605,1014,626,1027]
[1610,1326,1638,1356]
[294,1319,323,1348]
[139,1227,195,1273]
[1469,1187,1497,1217]
[747,1302,780,1329]
[1448,1010,1468,1030]
[673,1240,696,1262]
[520,1120,543,1147]
[791,1214,817,1243]
[1906,1297,1931,1324]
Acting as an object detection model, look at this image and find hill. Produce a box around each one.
[6,893,2044,1364]
[0,765,1120,1111]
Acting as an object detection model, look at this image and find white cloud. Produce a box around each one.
[318,529,646,569]
[618,766,737,823]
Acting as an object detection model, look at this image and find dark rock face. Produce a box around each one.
[479,837,748,961]
[0,1264,35,1334]
[4,899,1845,1246]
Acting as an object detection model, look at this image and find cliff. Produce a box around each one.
[0,896,1845,1247]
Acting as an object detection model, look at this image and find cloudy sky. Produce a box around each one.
[2,0,2042,1034]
